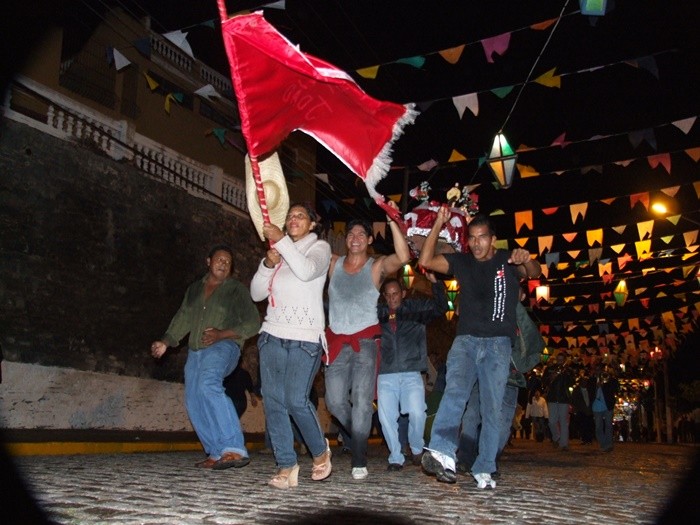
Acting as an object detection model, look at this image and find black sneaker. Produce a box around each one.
[387,463,403,472]
[421,450,456,484]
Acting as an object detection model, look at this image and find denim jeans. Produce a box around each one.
[427,335,511,475]
[324,339,378,468]
[594,409,614,451]
[258,332,326,469]
[184,340,247,459]
[457,382,519,471]
[548,402,571,447]
[377,371,427,465]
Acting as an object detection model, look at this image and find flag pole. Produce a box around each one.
[217,0,274,246]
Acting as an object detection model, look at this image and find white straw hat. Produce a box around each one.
[245,151,290,241]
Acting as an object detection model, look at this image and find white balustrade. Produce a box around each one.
[5,76,247,216]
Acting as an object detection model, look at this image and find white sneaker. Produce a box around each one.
[473,472,496,489]
[351,467,368,480]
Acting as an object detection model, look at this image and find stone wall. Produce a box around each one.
[0,119,267,382]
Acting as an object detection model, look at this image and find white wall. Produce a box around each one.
[0,362,334,434]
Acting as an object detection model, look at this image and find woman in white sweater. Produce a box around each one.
[250,203,332,489]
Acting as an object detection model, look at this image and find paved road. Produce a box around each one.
[6,439,699,524]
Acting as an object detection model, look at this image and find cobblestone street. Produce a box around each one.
[8,439,699,524]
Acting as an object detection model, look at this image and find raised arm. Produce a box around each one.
[375,201,411,286]
[417,205,450,275]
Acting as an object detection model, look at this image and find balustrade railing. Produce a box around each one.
[4,76,247,214]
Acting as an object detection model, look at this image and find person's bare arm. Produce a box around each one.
[417,205,450,274]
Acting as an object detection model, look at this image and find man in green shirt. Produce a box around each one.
[151,244,260,469]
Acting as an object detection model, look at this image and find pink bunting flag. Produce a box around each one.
[481,33,511,63]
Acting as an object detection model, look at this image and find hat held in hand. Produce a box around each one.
[245,151,290,241]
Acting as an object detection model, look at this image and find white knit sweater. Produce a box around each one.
[250,233,331,344]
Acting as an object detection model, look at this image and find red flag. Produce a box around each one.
[219,10,417,218]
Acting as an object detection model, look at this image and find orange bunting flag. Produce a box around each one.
[439,45,465,64]
[538,236,553,255]
[598,261,612,276]
[684,230,698,246]
[629,192,649,211]
[617,253,633,269]
[660,186,680,197]
[570,203,587,223]
[448,149,467,162]
[531,18,556,30]
[602,273,613,285]
[517,164,539,178]
[515,210,533,233]
[562,232,577,243]
[686,147,700,162]
[514,237,529,248]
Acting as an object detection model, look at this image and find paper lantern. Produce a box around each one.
[614,279,628,306]
[535,285,550,303]
[487,132,517,188]
[402,264,414,289]
[579,0,608,16]
[445,279,459,319]
[541,347,550,364]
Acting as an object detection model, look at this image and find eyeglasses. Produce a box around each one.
[286,212,310,221]
[212,257,232,266]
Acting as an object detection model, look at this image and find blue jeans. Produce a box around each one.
[377,371,427,465]
[184,340,247,459]
[457,382,519,470]
[258,332,326,469]
[427,335,511,475]
[548,402,571,447]
[594,409,614,451]
[324,339,378,468]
